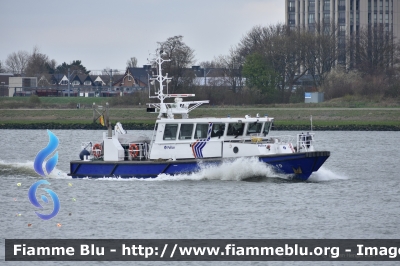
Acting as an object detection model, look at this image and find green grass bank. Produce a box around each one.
[0,106,399,130]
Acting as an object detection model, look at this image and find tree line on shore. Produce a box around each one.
[1,22,399,104]
[197,22,399,104]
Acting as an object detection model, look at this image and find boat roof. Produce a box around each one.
[156,116,274,123]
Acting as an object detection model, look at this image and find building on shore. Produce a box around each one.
[3,65,241,97]
[285,0,400,64]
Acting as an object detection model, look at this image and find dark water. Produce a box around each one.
[1,129,399,265]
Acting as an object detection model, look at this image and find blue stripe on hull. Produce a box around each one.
[69,152,329,181]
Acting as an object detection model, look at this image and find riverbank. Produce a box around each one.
[0,107,399,130]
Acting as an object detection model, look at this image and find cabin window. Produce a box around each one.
[227,122,244,136]
[179,124,193,140]
[194,123,210,139]
[163,124,178,140]
[211,123,225,138]
[246,122,262,136]
[263,122,271,136]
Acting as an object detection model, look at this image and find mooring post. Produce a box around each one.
[92,102,96,123]
[106,102,109,126]
[108,121,112,138]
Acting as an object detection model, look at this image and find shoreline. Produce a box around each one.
[1,106,399,131]
[1,122,399,131]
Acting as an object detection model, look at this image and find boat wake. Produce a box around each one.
[308,166,349,182]
[139,157,290,182]
[91,158,347,183]
[152,160,348,183]
[0,160,71,179]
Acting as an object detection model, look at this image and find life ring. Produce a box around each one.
[92,143,102,158]
[266,145,271,150]
[129,144,139,158]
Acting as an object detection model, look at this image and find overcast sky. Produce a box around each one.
[0,0,284,71]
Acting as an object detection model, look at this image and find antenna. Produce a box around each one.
[146,50,208,119]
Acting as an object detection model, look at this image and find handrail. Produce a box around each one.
[296,133,315,152]
[148,123,158,159]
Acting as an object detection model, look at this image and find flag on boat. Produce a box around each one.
[99,115,105,126]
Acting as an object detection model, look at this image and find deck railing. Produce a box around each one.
[296,133,315,152]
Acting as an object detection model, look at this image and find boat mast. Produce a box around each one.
[147,49,209,119]
[152,50,170,107]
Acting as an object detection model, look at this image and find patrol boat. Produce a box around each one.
[69,51,330,180]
